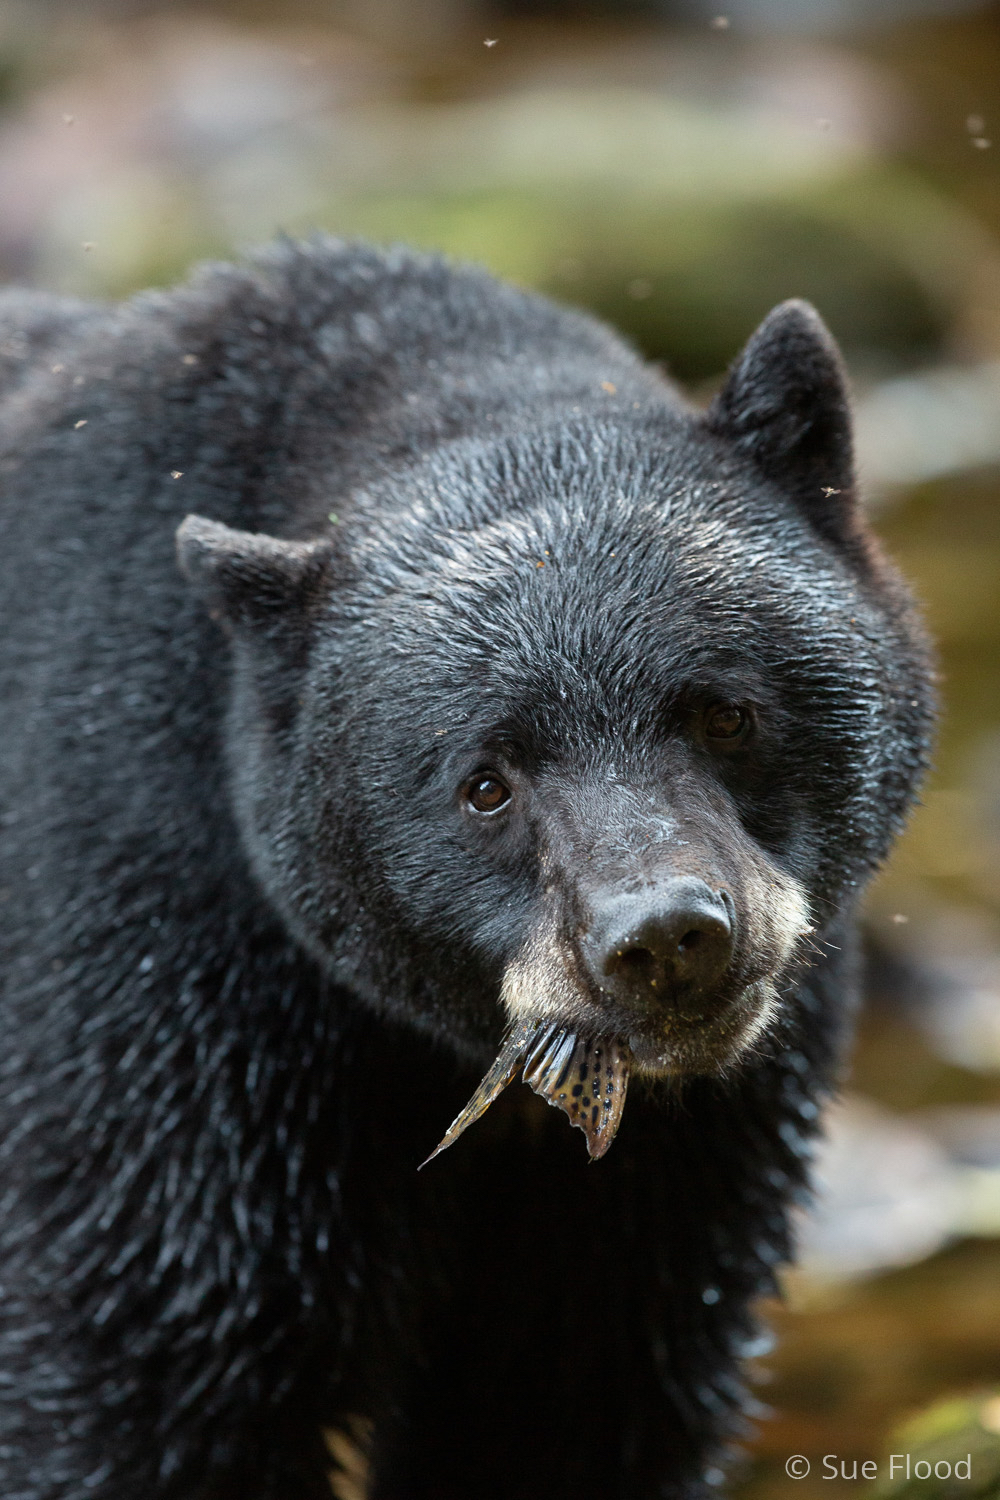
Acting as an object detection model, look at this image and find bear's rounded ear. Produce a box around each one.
[176,515,333,633]
[705,300,857,546]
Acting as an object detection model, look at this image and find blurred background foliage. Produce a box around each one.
[3,0,1000,1493]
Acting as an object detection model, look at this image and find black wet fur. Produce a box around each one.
[0,239,933,1499]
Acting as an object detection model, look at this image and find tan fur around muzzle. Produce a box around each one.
[423,869,811,1165]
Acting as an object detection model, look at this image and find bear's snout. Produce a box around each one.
[582,877,734,1008]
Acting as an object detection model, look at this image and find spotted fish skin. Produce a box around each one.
[422,1020,631,1166]
[522,1025,630,1159]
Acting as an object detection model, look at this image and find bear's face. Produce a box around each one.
[178,301,932,1080]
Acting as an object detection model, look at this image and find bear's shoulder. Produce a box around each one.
[0,289,104,403]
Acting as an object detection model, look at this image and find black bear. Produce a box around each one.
[0,238,932,1500]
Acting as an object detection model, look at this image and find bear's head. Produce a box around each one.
[177,301,932,1124]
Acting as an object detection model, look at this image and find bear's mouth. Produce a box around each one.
[421,1019,631,1167]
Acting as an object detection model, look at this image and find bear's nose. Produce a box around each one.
[584,878,733,1003]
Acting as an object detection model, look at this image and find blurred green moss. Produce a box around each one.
[875,1392,1000,1497]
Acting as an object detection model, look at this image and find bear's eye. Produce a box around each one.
[704,703,749,741]
[466,775,512,815]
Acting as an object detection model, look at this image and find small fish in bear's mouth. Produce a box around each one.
[421,1019,631,1167]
